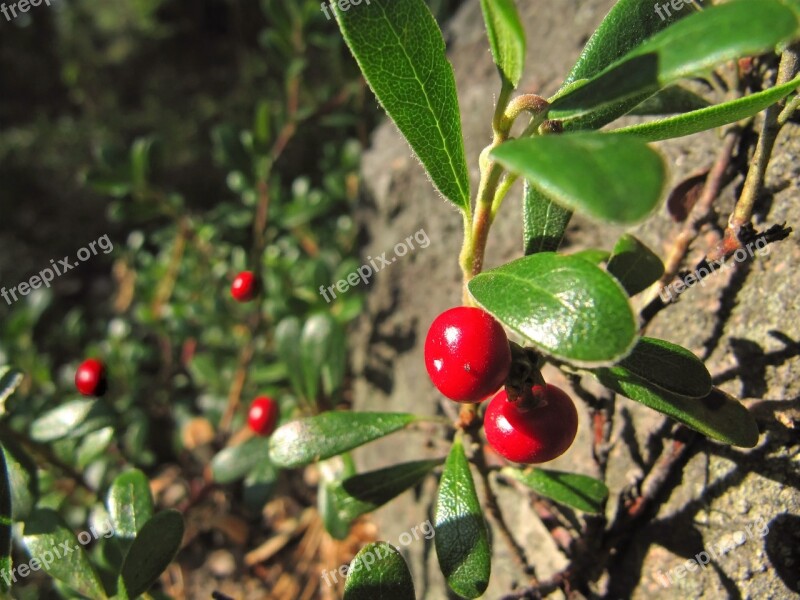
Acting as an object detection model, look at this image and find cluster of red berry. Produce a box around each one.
[72,270,279,437]
[424,307,578,464]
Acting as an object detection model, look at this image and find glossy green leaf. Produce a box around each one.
[469,253,637,365]
[1,440,37,521]
[612,337,712,399]
[522,180,572,255]
[627,85,711,115]
[119,510,184,598]
[570,248,610,265]
[0,367,23,416]
[502,467,608,513]
[0,447,12,592]
[551,1,799,125]
[491,133,666,224]
[76,427,115,469]
[107,470,154,539]
[614,76,800,141]
[606,234,665,296]
[333,0,470,210]
[329,459,442,525]
[23,509,108,599]
[479,0,526,87]
[269,412,421,468]
[434,437,490,598]
[211,436,272,484]
[596,373,759,447]
[30,399,114,443]
[343,542,416,600]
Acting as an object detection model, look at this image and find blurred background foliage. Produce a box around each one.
[0,0,462,597]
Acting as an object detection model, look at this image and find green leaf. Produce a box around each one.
[107,470,154,539]
[30,399,114,443]
[343,542,416,600]
[570,248,610,265]
[522,180,572,255]
[469,253,637,365]
[329,459,442,524]
[479,0,526,87]
[319,455,357,540]
[76,427,115,469]
[23,509,108,599]
[0,367,23,416]
[613,75,800,141]
[551,1,800,125]
[627,85,711,115]
[301,313,345,402]
[434,437,490,598]
[119,510,184,598]
[502,467,608,513]
[242,455,278,512]
[1,440,38,521]
[596,372,759,447]
[130,137,158,192]
[275,316,305,401]
[269,412,421,468]
[333,0,471,210]
[606,234,665,296]
[491,133,666,224]
[211,436,272,485]
[0,446,12,592]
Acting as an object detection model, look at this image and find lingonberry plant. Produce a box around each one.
[265,0,800,597]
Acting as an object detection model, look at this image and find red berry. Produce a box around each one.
[231,271,257,302]
[247,396,279,436]
[75,359,107,397]
[484,384,578,464]
[424,306,511,403]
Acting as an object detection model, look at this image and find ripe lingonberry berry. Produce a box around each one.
[247,396,279,436]
[75,358,107,397]
[424,306,511,403]
[231,271,257,302]
[485,384,578,464]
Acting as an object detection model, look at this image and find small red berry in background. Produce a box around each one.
[424,306,512,403]
[247,396,279,436]
[75,358,107,397]
[230,271,257,302]
[485,384,578,464]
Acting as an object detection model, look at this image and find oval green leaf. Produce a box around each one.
[434,437,490,599]
[502,467,609,514]
[333,0,471,210]
[469,253,637,366]
[23,509,108,599]
[596,373,759,447]
[119,509,184,598]
[330,459,443,525]
[343,542,416,600]
[491,133,666,224]
[606,234,665,296]
[522,180,572,255]
[0,447,12,593]
[269,412,421,469]
[107,469,154,539]
[613,337,712,398]
[479,0,526,87]
[211,436,271,485]
[1,440,38,521]
[30,399,114,443]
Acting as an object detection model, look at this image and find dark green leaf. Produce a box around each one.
[612,337,712,399]
[614,76,800,141]
[627,85,711,115]
[502,467,608,513]
[334,0,471,210]
[343,542,416,600]
[23,509,108,599]
[211,437,272,485]
[491,133,666,224]
[242,455,278,511]
[269,412,421,468]
[0,446,12,592]
[469,253,637,365]
[606,234,665,296]
[119,510,184,598]
[434,437,490,598]
[596,372,759,447]
[131,137,158,192]
[107,470,154,539]
[329,459,442,524]
[0,367,23,416]
[522,180,572,255]
[1,439,38,521]
[30,399,114,443]
[479,0,526,87]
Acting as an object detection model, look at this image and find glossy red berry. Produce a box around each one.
[75,359,107,397]
[247,396,279,436]
[230,271,257,302]
[485,384,578,464]
[424,306,511,403]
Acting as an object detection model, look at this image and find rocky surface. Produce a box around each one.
[349,1,800,598]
